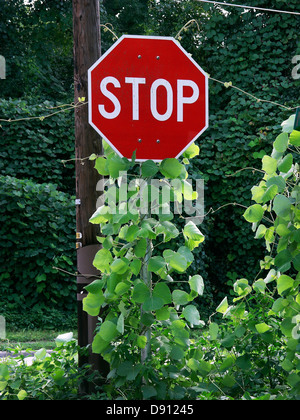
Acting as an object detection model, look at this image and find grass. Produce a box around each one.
[0,329,78,351]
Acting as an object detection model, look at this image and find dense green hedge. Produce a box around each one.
[0,98,75,194]
[0,176,76,315]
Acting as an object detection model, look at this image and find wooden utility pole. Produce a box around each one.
[73,0,107,381]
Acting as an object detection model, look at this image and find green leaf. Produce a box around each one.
[233,279,252,298]
[255,224,266,239]
[134,238,147,258]
[289,130,300,146]
[130,259,141,276]
[280,318,294,338]
[148,256,166,272]
[93,248,113,273]
[178,246,194,266]
[251,184,265,203]
[183,221,205,250]
[274,249,292,272]
[124,225,140,242]
[272,297,289,313]
[117,362,142,381]
[111,258,128,274]
[236,354,251,371]
[197,360,211,377]
[266,175,286,193]
[280,358,294,372]
[293,254,300,271]
[253,279,266,294]
[281,115,295,133]
[142,385,157,399]
[172,289,190,306]
[52,368,66,386]
[139,220,156,239]
[276,223,290,237]
[221,333,235,348]
[115,282,130,296]
[169,253,187,272]
[182,305,201,325]
[117,313,124,334]
[209,322,219,340]
[89,205,111,224]
[92,333,109,354]
[182,142,199,159]
[107,154,130,178]
[141,160,159,177]
[219,355,235,371]
[17,390,27,400]
[117,361,133,377]
[243,204,264,223]
[94,156,109,175]
[261,184,278,204]
[183,221,205,241]
[85,279,104,294]
[274,132,289,153]
[170,345,185,360]
[143,296,164,311]
[171,320,190,347]
[262,155,277,174]
[156,221,179,242]
[287,373,300,388]
[160,158,186,179]
[99,320,118,342]
[187,358,200,372]
[189,275,204,296]
[155,306,170,321]
[132,283,150,303]
[216,297,228,314]
[278,154,293,173]
[137,335,147,349]
[153,282,172,304]
[255,323,271,334]
[222,374,235,387]
[83,291,105,316]
[277,274,294,296]
[141,312,155,326]
[0,365,9,381]
[273,195,291,217]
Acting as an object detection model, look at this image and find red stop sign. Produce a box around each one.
[88,35,208,162]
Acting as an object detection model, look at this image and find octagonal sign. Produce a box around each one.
[88,35,208,162]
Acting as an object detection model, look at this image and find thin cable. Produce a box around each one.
[196,0,300,16]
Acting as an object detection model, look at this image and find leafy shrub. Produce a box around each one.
[0,98,75,194]
[0,175,76,314]
[0,332,106,400]
[2,308,76,332]
[199,114,300,400]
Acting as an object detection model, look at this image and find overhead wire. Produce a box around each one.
[195,0,300,16]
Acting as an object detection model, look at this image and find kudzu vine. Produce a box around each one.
[82,113,300,399]
[213,113,300,398]
[83,141,205,399]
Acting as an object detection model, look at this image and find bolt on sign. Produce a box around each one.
[88,35,209,161]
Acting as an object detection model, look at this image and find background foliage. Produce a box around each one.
[0,0,299,326]
[0,175,76,324]
[0,0,73,100]
[0,98,75,194]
